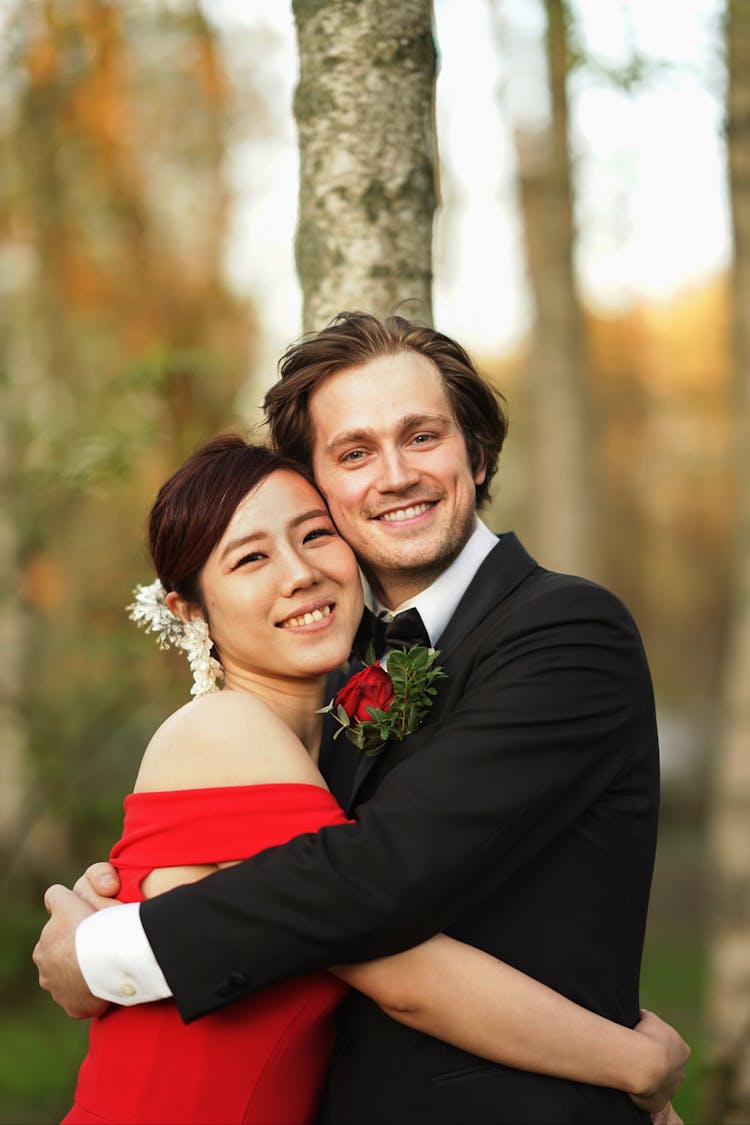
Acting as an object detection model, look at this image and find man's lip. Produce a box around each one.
[276,599,335,628]
[371,500,438,522]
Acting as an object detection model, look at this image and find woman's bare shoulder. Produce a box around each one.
[134,690,326,793]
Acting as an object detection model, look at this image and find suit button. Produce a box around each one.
[216,970,248,998]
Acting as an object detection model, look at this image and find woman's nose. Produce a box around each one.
[278,549,318,596]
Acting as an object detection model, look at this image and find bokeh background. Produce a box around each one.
[1,1,748,1122]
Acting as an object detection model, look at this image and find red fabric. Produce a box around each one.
[63,784,351,1125]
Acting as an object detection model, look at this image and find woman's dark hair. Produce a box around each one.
[148,435,312,605]
[263,311,509,506]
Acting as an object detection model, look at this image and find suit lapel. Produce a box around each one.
[344,533,538,814]
[434,533,537,658]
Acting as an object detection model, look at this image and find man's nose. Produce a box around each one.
[376,447,420,492]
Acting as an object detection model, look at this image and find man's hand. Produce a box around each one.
[651,1103,684,1125]
[629,1008,690,1115]
[73,861,121,910]
[33,885,109,1019]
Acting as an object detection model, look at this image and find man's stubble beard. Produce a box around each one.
[360,502,478,601]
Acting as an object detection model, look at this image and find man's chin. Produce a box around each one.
[369,542,458,581]
[356,512,475,582]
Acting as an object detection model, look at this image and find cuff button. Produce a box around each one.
[120,978,137,997]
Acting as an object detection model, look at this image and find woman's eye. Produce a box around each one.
[303,527,335,544]
[232,552,264,570]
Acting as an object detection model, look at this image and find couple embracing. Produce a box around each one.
[35,312,688,1124]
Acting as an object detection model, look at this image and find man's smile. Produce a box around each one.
[374,501,436,523]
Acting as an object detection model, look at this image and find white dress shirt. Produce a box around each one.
[76,519,499,1005]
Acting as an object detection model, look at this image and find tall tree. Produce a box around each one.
[292,0,437,330]
[705,3,750,1120]
[495,0,594,573]
[519,0,593,573]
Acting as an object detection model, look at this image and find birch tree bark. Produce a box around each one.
[292,0,437,330]
[704,3,750,1119]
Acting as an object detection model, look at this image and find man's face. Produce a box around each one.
[309,351,486,606]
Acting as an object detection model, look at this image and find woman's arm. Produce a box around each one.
[333,936,689,1114]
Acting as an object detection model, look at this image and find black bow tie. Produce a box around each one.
[354,607,431,662]
[380,607,430,654]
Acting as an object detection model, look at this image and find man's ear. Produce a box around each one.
[165,590,203,625]
[473,456,487,487]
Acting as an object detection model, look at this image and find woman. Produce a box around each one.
[63,436,686,1125]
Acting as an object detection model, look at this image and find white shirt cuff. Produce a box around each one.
[75,902,173,1005]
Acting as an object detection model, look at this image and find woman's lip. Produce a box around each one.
[277,602,335,630]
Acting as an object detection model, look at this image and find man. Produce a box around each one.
[36,313,671,1122]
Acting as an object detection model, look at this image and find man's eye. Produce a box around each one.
[341,449,366,463]
[303,527,335,544]
[411,433,434,445]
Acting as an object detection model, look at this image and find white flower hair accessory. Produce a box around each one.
[127,578,223,697]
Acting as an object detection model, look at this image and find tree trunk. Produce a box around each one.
[292,0,437,330]
[513,0,594,574]
[704,3,750,1119]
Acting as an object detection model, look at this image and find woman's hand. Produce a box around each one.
[629,1009,690,1113]
[73,861,121,910]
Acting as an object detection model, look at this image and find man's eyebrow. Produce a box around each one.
[220,507,329,560]
[324,414,451,455]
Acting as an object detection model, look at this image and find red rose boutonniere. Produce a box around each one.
[319,646,446,757]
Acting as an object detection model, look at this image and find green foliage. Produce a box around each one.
[0,995,89,1124]
[640,938,706,1124]
[0,0,256,881]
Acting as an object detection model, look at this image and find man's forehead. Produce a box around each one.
[308,357,450,434]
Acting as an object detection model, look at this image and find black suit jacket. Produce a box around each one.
[142,534,658,1124]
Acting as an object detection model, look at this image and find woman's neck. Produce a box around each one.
[222,666,327,759]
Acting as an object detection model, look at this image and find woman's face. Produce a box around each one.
[198,469,363,685]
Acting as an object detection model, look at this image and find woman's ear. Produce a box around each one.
[165,590,202,625]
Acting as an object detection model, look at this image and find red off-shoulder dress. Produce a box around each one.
[63,784,350,1125]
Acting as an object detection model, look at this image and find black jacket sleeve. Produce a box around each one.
[141,579,657,1021]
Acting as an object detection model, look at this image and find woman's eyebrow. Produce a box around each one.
[220,508,330,561]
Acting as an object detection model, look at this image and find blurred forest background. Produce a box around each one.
[1,0,748,1122]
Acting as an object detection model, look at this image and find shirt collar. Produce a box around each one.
[364,518,498,646]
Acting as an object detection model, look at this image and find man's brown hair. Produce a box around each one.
[263,311,509,506]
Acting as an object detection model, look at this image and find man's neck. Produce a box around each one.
[364,567,443,611]
[363,520,499,643]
